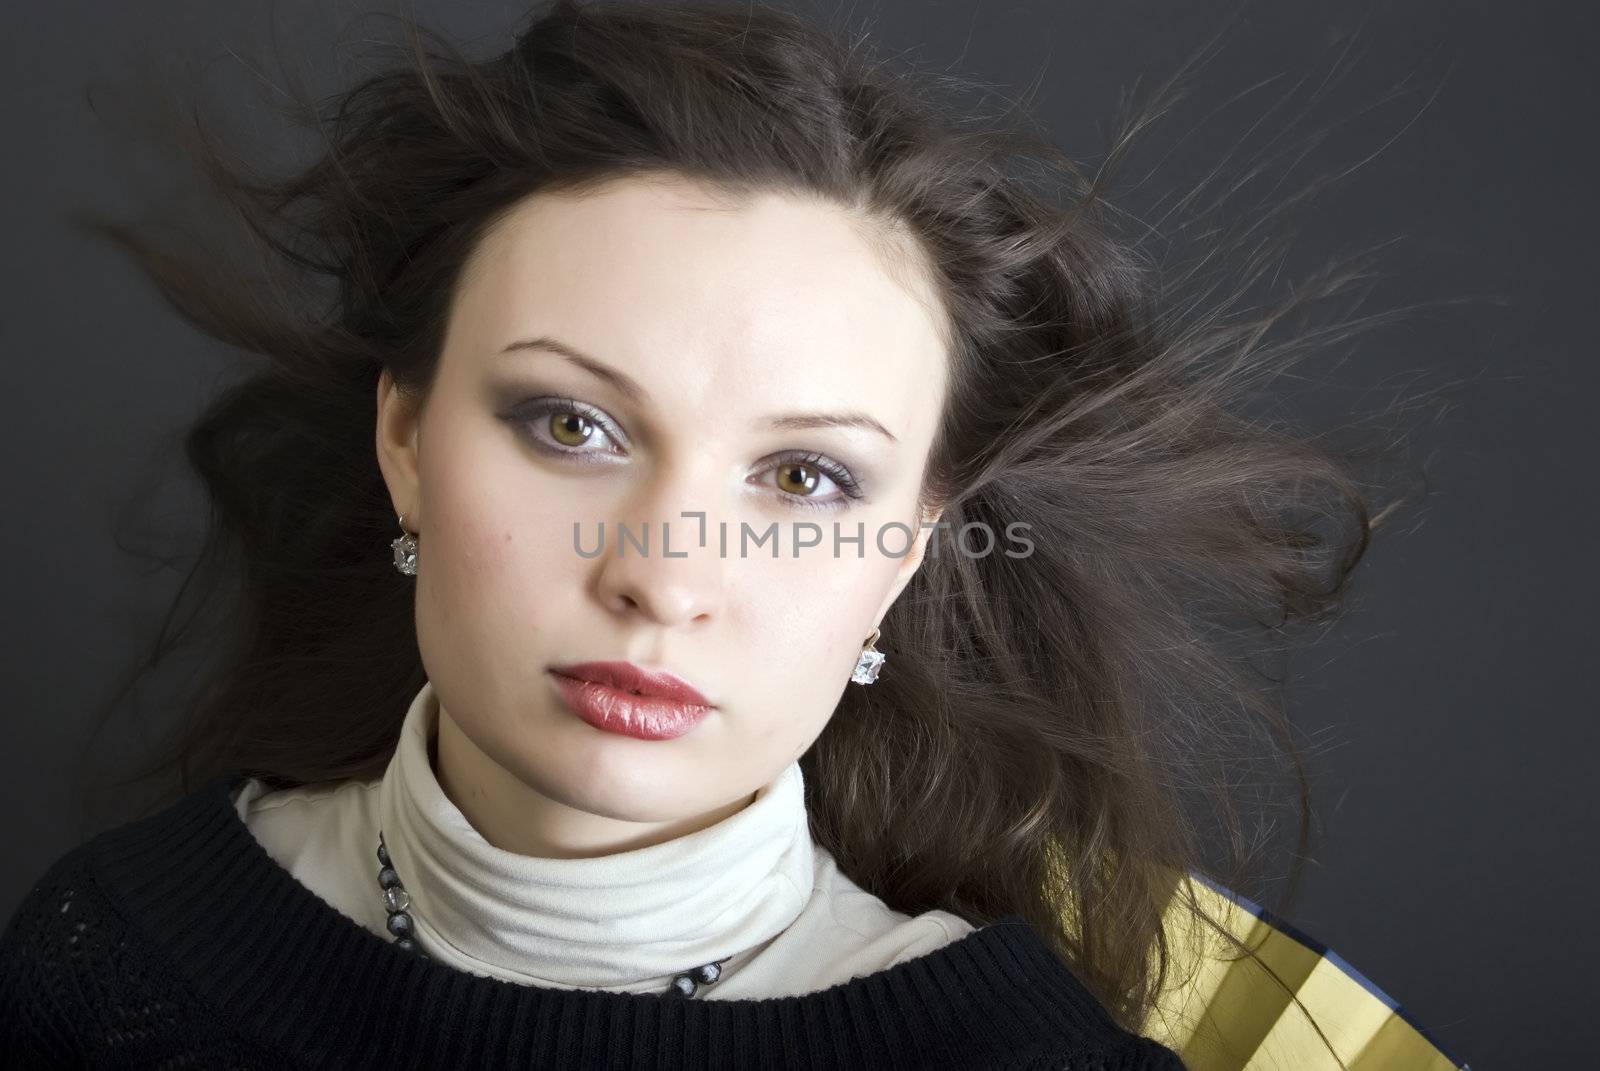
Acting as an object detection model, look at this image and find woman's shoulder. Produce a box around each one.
[0,816,298,1068]
[1,833,104,1065]
[801,851,1185,1066]
[0,808,187,1063]
[2,772,250,968]
[231,773,379,817]
[231,774,381,867]
[1,774,241,963]
[3,830,102,958]
[805,842,979,962]
[0,774,303,1066]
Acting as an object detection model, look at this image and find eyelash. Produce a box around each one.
[504,396,867,511]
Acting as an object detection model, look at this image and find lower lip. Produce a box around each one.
[547,671,713,740]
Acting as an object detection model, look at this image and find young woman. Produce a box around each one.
[0,1,1447,1067]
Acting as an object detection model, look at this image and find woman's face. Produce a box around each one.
[376,174,949,858]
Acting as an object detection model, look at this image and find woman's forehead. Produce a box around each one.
[447,176,949,438]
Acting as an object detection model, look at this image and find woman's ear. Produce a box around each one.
[375,368,424,524]
[872,505,945,626]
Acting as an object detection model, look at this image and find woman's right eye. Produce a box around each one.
[507,397,628,462]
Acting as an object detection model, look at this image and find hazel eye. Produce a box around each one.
[775,461,831,497]
[758,451,865,512]
[503,396,627,461]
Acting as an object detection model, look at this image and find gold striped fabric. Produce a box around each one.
[1141,875,1469,1070]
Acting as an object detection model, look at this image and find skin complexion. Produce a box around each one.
[375,173,949,861]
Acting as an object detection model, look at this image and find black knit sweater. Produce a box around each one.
[0,772,1186,1069]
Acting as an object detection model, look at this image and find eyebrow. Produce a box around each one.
[498,335,900,443]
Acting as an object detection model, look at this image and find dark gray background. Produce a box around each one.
[3,1,1593,1065]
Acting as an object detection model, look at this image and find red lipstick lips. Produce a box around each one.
[547,660,715,741]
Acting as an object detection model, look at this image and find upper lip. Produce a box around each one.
[548,661,715,706]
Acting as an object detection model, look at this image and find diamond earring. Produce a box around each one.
[391,513,418,576]
[852,626,885,685]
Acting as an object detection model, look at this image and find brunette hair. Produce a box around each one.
[74,0,1432,1032]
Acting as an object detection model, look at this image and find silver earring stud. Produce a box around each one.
[391,513,418,576]
[852,626,885,685]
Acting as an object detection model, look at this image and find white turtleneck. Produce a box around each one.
[229,679,975,999]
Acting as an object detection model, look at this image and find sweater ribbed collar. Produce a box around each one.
[376,678,814,990]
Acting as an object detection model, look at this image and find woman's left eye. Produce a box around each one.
[759,453,866,512]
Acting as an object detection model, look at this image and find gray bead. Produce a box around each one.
[669,974,697,997]
[692,962,721,985]
[378,866,400,889]
[386,912,413,938]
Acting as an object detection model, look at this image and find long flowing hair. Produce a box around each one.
[72,0,1437,1031]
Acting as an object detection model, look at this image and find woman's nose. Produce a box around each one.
[589,470,728,628]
